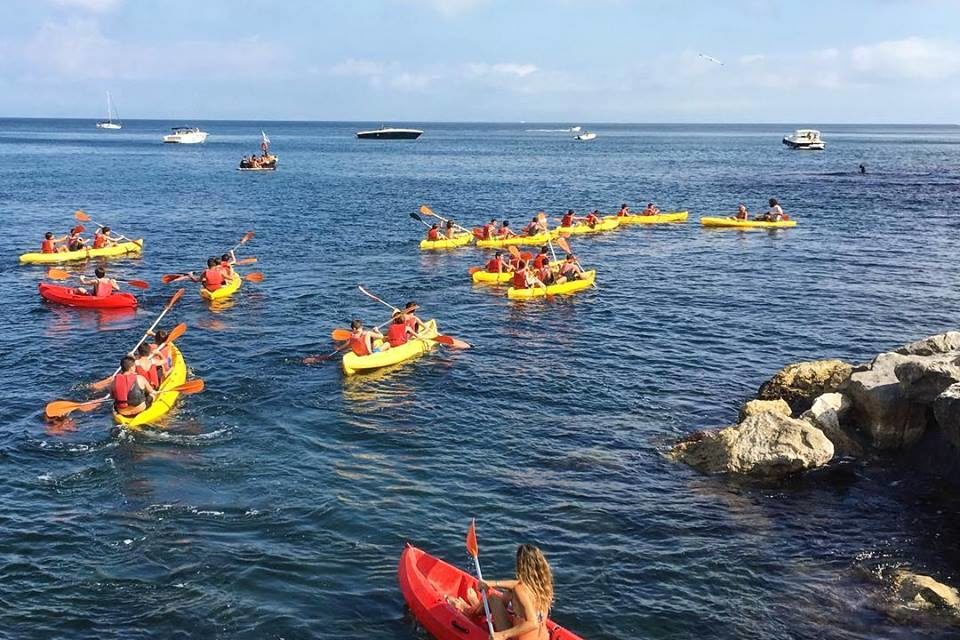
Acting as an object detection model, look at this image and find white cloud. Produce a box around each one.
[329,58,440,91]
[402,0,487,16]
[466,63,538,78]
[851,37,960,80]
[52,0,121,11]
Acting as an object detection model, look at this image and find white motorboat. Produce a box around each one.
[163,127,209,144]
[575,131,597,141]
[782,129,825,150]
[355,125,423,140]
[570,126,582,132]
[96,91,122,130]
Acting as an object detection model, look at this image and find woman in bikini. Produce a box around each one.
[449,543,554,640]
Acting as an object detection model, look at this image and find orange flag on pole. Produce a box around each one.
[466,518,479,557]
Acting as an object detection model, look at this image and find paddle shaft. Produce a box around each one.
[102,293,182,382]
[421,207,472,234]
[471,554,497,640]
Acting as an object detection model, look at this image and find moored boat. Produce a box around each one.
[398,544,584,640]
[112,343,187,429]
[239,131,277,170]
[96,91,122,130]
[342,320,438,376]
[700,216,797,229]
[356,125,423,140]
[507,270,596,299]
[163,127,209,144]
[19,239,143,264]
[782,129,825,150]
[38,282,137,309]
[575,131,597,141]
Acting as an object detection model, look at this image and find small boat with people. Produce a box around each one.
[163,127,209,144]
[355,125,423,140]
[96,91,122,130]
[239,131,278,171]
[782,129,825,150]
[574,131,597,141]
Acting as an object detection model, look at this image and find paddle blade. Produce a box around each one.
[167,288,186,308]
[331,328,352,341]
[556,237,571,254]
[126,280,150,290]
[435,335,471,349]
[165,322,188,343]
[508,245,521,260]
[74,210,91,222]
[537,211,547,224]
[468,266,482,274]
[175,379,205,394]
[239,231,255,246]
[45,397,106,419]
[409,211,423,222]
[466,519,479,557]
[243,272,265,283]
[521,252,532,261]
[46,268,71,280]
[420,204,435,217]
[161,274,185,284]
[234,257,258,265]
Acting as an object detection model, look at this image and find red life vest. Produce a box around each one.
[112,372,140,408]
[203,268,224,291]
[533,254,548,269]
[427,228,440,241]
[617,209,628,217]
[386,323,408,347]
[509,257,521,270]
[586,214,599,226]
[482,224,494,239]
[561,214,574,227]
[512,271,528,289]
[41,239,56,253]
[94,279,113,297]
[486,258,503,273]
[497,228,511,238]
[136,362,160,388]
[93,233,107,249]
[348,333,371,356]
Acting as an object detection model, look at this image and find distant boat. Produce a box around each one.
[570,126,582,132]
[239,130,278,171]
[356,125,423,140]
[783,129,825,150]
[575,131,597,141]
[96,91,122,130]
[163,127,209,144]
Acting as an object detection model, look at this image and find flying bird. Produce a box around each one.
[698,53,724,66]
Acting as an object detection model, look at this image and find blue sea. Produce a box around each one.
[2,119,960,639]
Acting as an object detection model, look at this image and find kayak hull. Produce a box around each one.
[419,234,474,250]
[617,211,689,224]
[398,544,584,640]
[38,283,137,309]
[700,216,797,229]
[200,273,242,300]
[19,240,144,264]
[112,344,187,429]
[476,231,557,248]
[471,261,561,284]
[555,218,619,235]
[342,320,438,376]
[507,270,596,299]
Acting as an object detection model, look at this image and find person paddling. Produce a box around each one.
[759,198,786,221]
[642,202,660,216]
[66,225,86,251]
[149,328,173,380]
[193,257,225,292]
[557,254,583,283]
[403,301,425,333]
[731,204,749,220]
[444,220,457,239]
[481,218,499,240]
[380,311,418,351]
[559,210,576,228]
[531,246,550,270]
[616,203,631,217]
[447,543,555,640]
[134,343,162,390]
[77,267,118,297]
[347,319,383,356]
[512,261,545,290]
[112,355,156,417]
[427,223,441,241]
[497,221,517,238]
[584,210,601,228]
[219,251,237,279]
[92,226,118,249]
[486,251,512,274]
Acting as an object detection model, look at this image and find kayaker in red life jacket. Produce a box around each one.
[444,220,456,239]
[446,543,555,640]
[219,251,236,279]
[497,221,517,238]
[112,355,156,417]
[481,218,499,240]
[536,261,556,286]
[616,203,630,217]
[76,267,118,297]
[92,226,118,249]
[40,231,66,254]
[642,202,660,216]
[347,319,383,356]
[427,223,441,241]
[382,311,417,350]
[532,247,550,270]
[560,210,576,228]
[149,328,173,380]
[584,210,601,228]
[486,251,512,273]
[134,343,162,389]
[199,257,225,292]
[66,225,86,251]
[403,301,425,333]
[512,261,545,290]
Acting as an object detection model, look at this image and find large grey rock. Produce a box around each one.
[933,383,960,452]
[895,357,960,404]
[842,352,930,450]
[801,392,863,457]
[756,359,853,414]
[670,412,834,478]
[892,570,960,612]
[895,331,960,357]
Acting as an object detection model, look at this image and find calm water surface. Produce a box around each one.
[2,120,960,639]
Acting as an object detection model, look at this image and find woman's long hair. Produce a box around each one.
[515,544,554,612]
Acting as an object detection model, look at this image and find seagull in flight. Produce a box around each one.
[698,53,724,66]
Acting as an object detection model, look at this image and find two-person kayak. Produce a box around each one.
[507,271,596,299]
[617,211,689,224]
[700,216,797,229]
[342,319,440,376]
[420,233,475,250]
[555,218,619,235]
[200,273,242,301]
[112,343,187,429]
[476,231,558,248]
[38,283,138,309]
[19,240,144,264]
[398,545,584,640]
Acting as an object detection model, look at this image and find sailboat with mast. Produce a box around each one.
[96,91,122,130]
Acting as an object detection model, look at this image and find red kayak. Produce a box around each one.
[38,283,138,309]
[398,544,584,640]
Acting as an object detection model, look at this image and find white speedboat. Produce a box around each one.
[163,127,209,144]
[570,126,582,132]
[782,129,825,150]
[356,125,423,140]
[575,131,597,141]
[96,91,122,130]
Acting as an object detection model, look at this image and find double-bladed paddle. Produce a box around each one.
[45,379,205,420]
[46,268,149,290]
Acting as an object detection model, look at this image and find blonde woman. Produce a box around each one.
[449,544,555,640]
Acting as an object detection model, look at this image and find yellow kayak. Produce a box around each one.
[471,261,560,284]
[419,233,474,250]
[200,273,242,300]
[555,218,619,235]
[476,231,557,248]
[19,239,143,264]
[112,344,187,429]
[507,270,596,299]
[342,320,439,376]
[616,211,689,224]
[700,216,797,229]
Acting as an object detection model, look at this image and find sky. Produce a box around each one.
[1,0,960,123]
